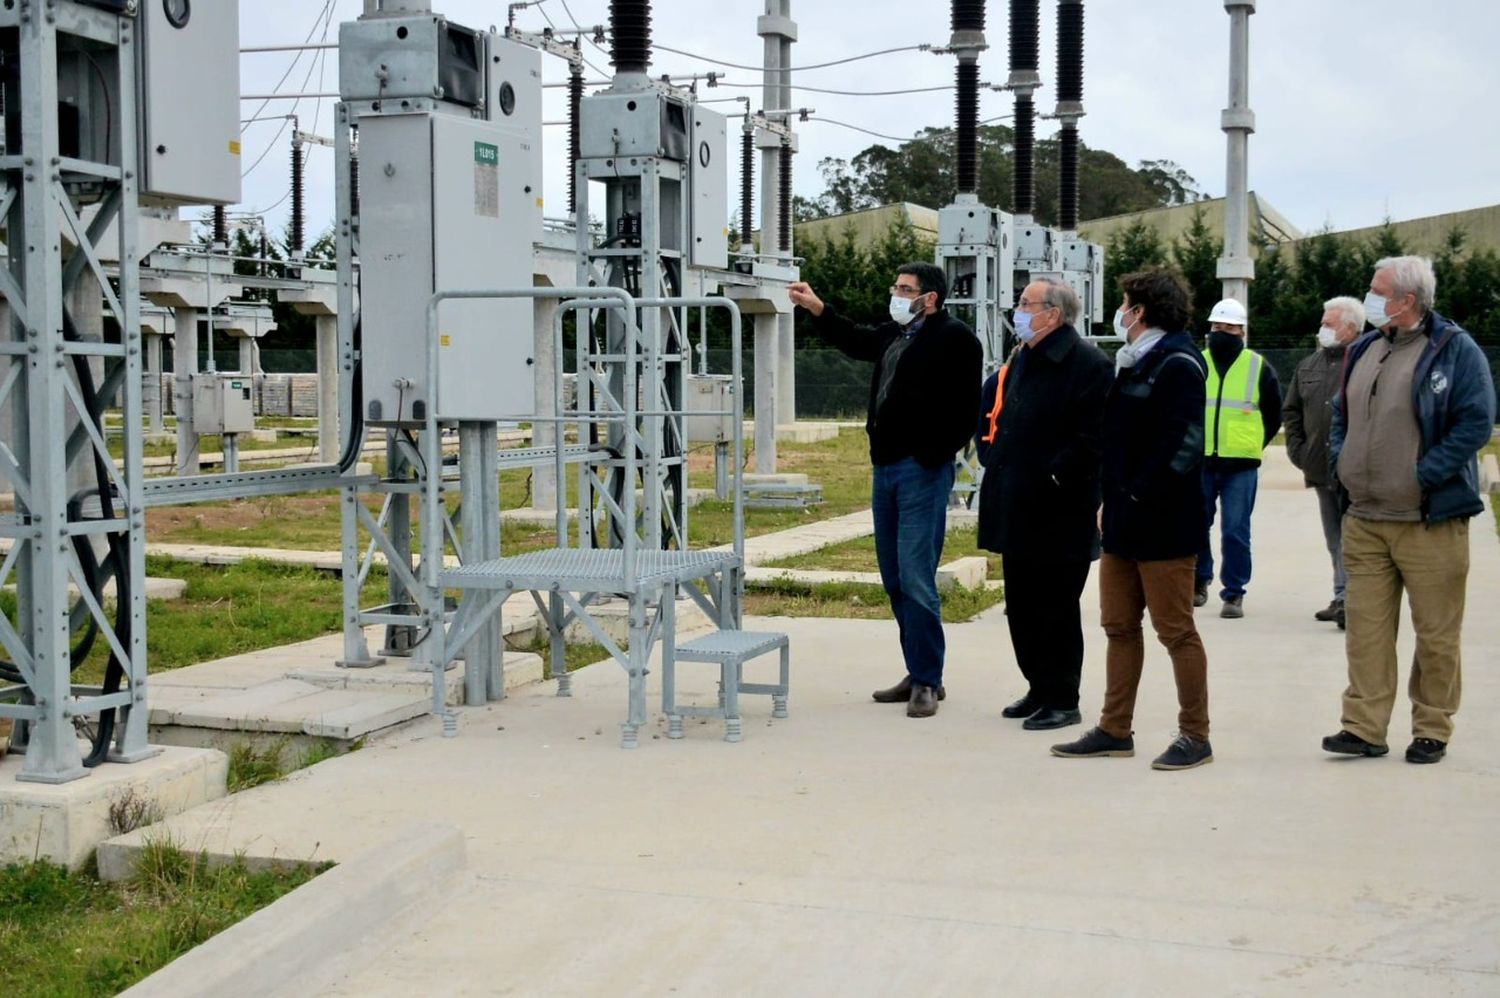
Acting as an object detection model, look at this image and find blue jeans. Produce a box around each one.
[872,458,954,689]
[1196,466,1258,600]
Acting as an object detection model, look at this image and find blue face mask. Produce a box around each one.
[1014,308,1037,344]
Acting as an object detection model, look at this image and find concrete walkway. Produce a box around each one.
[104,448,1500,994]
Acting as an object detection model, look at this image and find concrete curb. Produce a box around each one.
[118,820,466,998]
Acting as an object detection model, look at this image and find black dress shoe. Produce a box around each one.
[1001,694,1041,718]
[872,676,946,703]
[1022,707,1082,731]
[907,684,939,718]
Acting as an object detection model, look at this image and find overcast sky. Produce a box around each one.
[238,0,1500,241]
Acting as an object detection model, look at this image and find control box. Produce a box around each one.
[688,106,728,270]
[1012,222,1060,305]
[938,203,1016,310]
[358,112,537,424]
[580,89,691,162]
[339,14,485,107]
[192,373,255,434]
[486,33,544,235]
[1058,237,1106,328]
[685,375,734,443]
[138,0,241,205]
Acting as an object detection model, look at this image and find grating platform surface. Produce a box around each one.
[441,547,739,593]
[674,630,787,662]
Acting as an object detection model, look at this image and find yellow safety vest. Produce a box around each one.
[1203,347,1264,459]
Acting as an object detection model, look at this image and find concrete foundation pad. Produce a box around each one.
[742,472,810,487]
[0,746,226,869]
[937,555,988,590]
[109,821,466,998]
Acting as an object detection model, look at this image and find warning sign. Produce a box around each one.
[473,141,499,217]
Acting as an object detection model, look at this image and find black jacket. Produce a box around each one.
[1101,332,1208,561]
[1282,345,1345,488]
[976,325,1113,561]
[814,305,983,469]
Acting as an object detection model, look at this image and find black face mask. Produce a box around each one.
[1207,330,1243,354]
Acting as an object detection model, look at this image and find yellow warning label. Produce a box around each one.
[229,140,242,156]
[535,198,545,209]
[440,334,452,347]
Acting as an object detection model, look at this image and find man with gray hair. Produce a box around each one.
[1323,255,1495,765]
[977,278,1113,730]
[1282,295,1365,628]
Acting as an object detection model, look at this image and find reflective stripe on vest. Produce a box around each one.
[981,363,1009,444]
[1203,348,1264,458]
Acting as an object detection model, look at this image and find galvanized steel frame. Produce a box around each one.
[0,1,155,782]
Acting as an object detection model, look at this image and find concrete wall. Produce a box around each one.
[794,202,940,249]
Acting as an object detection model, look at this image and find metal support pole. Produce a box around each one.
[222,433,240,474]
[753,312,778,474]
[531,295,560,511]
[144,331,163,432]
[458,422,500,705]
[1218,0,1257,306]
[314,313,338,462]
[172,309,199,475]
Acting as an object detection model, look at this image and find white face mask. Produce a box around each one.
[889,294,922,327]
[1316,325,1342,350]
[1113,306,1139,340]
[1364,291,1397,330]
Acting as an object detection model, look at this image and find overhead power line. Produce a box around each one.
[654,43,933,74]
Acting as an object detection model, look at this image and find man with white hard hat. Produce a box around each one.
[1194,297,1282,618]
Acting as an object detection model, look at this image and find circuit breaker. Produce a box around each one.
[138,0,241,205]
[358,112,537,424]
[192,374,255,434]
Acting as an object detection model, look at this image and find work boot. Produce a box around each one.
[1405,738,1447,765]
[1321,730,1388,757]
[907,684,939,718]
[1193,581,1209,608]
[872,676,945,704]
[1314,598,1344,623]
[1220,596,1244,619]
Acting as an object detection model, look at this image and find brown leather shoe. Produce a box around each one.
[872,676,946,703]
[907,684,939,718]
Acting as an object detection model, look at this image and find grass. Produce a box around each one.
[744,578,1003,622]
[0,846,324,997]
[505,630,612,674]
[7,557,392,685]
[225,736,351,793]
[762,524,1003,577]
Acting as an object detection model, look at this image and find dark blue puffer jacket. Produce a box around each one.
[1330,310,1496,524]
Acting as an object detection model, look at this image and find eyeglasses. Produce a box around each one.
[889,285,924,298]
[1016,297,1051,311]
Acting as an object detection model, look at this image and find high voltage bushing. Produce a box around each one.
[1059,128,1079,230]
[568,63,583,214]
[1057,0,1084,105]
[952,0,985,31]
[955,61,980,195]
[212,206,227,246]
[740,126,754,246]
[1009,0,1039,71]
[777,141,792,253]
[289,139,305,256]
[609,0,651,74]
[349,149,360,222]
[1013,95,1034,216]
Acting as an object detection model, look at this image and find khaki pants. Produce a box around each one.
[1098,553,1210,742]
[1341,515,1469,745]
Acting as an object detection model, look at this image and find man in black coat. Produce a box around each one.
[789,263,983,718]
[1051,266,1215,771]
[976,278,1112,731]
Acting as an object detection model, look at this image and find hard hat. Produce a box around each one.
[1208,298,1248,327]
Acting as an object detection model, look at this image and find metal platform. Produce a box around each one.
[440,547,740,594]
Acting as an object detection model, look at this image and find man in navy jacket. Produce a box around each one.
[1321,255,1496,765]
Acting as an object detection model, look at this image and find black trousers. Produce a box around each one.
[1000,554,1093,710]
